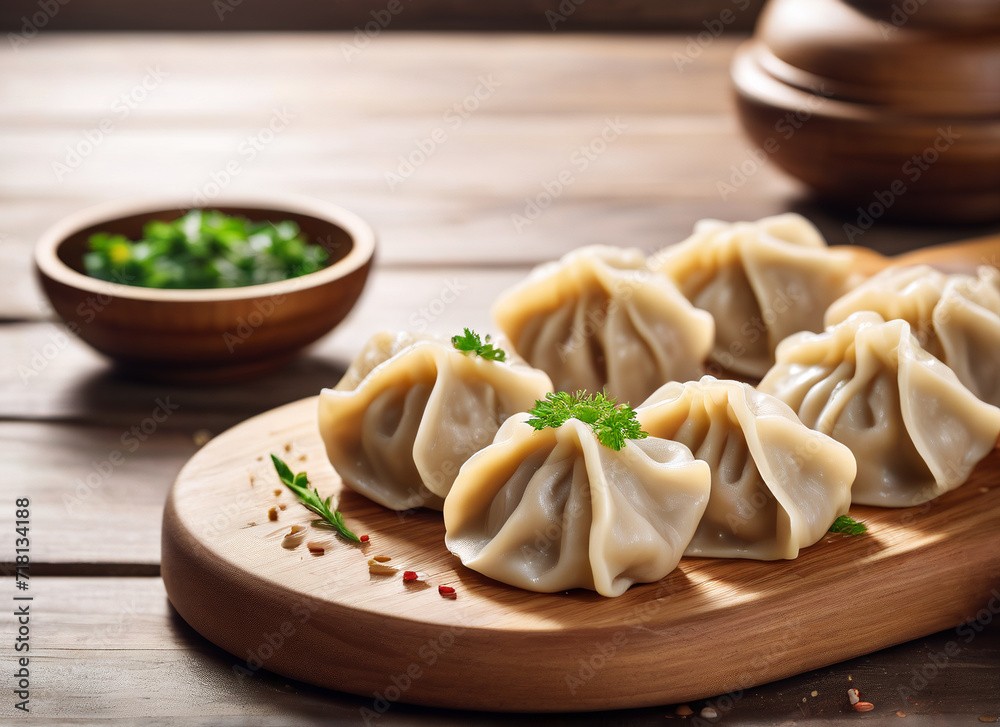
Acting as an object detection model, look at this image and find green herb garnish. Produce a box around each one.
[451,328,506,362]
[84,210,329,289]
[829,515,867,536]
[271,454,360,543]
[526,391,648,451]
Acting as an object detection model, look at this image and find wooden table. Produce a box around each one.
[1,32,998,724]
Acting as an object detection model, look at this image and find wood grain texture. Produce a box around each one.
[3,576,996,724]
[162,396,1000,712]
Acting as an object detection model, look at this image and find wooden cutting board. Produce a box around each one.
[161,396,1000,713]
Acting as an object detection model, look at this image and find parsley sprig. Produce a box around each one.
[527,391,648,451]
[451,328,506,362]
[829,515,867,536]
[271,455,360,543]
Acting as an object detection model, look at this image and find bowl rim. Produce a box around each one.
[34,194,376,302]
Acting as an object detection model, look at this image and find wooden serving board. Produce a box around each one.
[161,396,1000,713]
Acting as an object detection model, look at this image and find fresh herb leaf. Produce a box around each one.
[270,454,360,543]
[829,515,867,536]
[526,391,648,451]
[84,210,329,289]
[451,328,507,362]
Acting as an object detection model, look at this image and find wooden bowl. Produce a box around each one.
[34,196,376,383]
[732,0,1000,222]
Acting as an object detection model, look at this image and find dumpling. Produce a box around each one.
[635,376,855,559]
[493,245,713,405]
[650,213,862,378]
[825,264,1000,408]
[319,332,553,511]
[443,413,711,597]
[759,312,1000,507]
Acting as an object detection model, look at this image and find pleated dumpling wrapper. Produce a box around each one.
[443,411,711,597]
[492,245,713,406]
[825,264,1000,408]
[759,312,1000,507]
[635,376,856,559]
[319,331,553,511]
[651,213,863,379]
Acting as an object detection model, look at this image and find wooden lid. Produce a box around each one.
[756,0,1000,115]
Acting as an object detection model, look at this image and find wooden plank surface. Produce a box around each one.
[1,577,997,724]
[2,32,1000,722]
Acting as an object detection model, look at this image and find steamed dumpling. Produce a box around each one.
[651,214,862,378]
[635,376,856,559]
[759,312,1000,507]
[444,413,711,597]
[319,332,553,511]
[825,264,1000,408]
[493,245,713,405]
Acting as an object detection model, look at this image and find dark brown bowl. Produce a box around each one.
[34,196,376,383]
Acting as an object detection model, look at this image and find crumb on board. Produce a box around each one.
[700,707,717,719]
[372,555,391,563]
[811,690,818,697]
[268,507,279,521]
[675,705,693,716]
[980,717,998,724]
[284,443,292,452]
[368,560,397,575]
[854,702,875,712]
[848,688,860,705]
[279,503,287,510]
[307,542,326,555]
[273,489,282,496]
[896,711,907,717]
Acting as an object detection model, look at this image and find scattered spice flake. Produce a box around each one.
[847,688,860,705]
[438,585,456,599]
[268,507,279,521]
[306,542,326,555]
[403,571,418,582]
[675,705,693,716]
[896,712,907,718]
[284,443,292,452]
[854,702,875,712]
[274,489,282,497]
[359,534,370,543]
[193,429,212,447]
[249,475,255,486]
[372,555,391,563]
[811,690,818,697]
[980,717,998,724]
[241,522,258,529]
[368,560,397,575]
[298,454,307,461]
[279,503,287,510]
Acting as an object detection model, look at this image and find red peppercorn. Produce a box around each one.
[438,585,456,598]
[359,534,369,543]
[403,571,418,582]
